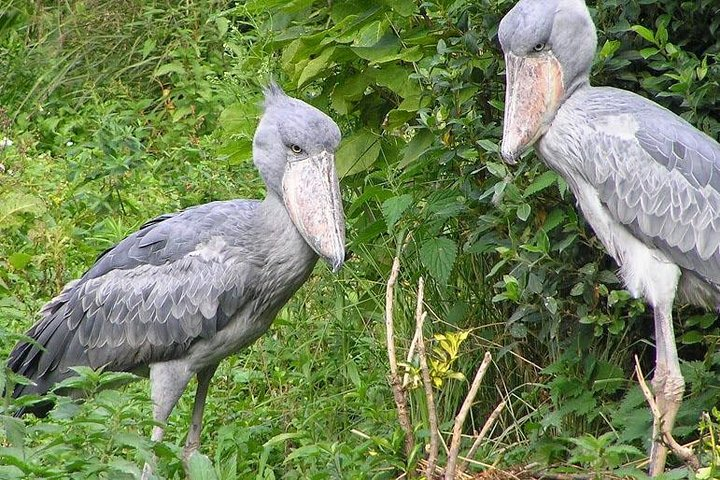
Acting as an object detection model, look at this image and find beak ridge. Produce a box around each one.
[282,151,346,272]
[501,52,565,163]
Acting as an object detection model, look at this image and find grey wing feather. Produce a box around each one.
[579,89,720,286]
[8,200,258,399]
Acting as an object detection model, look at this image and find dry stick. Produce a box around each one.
[402,326,421,388]
[445,352,493,480]
[414,277,439,478]
[633,356,700,471]
[458,398,507,473]
[385,256,414,459]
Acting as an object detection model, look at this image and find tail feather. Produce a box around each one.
[7,281,89,417]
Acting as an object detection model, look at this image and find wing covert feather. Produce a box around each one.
[573,93,720,286]
[14,200,259,378]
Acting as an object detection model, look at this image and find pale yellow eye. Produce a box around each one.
[533,43,545,52]
[290,144,303,154]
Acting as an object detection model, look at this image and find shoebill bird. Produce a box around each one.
[499,0,720,475]
[7,84,345,471]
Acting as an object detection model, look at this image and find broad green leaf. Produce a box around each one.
[516,203,531,221]
[352,20,389,48]
[680,330,703,345]
[373,64,419,98]
[154,62,186,77]
[1,415,25,449]
[284,445,322,463]
[485,161,507,178]
[0,193,45,229]
[381,194,413,232]
[379,0,416,16]
[219,101,261,134]
[187,452,218,480]
[630,25,655,44]
[297,47,336,87]
[524,170,558,197]
[599,39,621,58]
[420,237,457,285]
[215,16,229,37]
[8,253,31,270]
[336,130,381,177]
[141,38,156,59]
[639,47,659,59]
[400,130,434,167]
[351,34,399,62]
[477,139,499,154]
[331,73,372,114]
[263,432,304,448]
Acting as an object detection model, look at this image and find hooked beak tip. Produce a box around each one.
[501,147,519,165]
[326,253,344,273]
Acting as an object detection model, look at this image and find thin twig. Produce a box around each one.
[445,352,493,480]
[633,356,699,471]
[414,277,439,477]
[402,325,421,388]
[385,257,414,460]
[459,399,507,473]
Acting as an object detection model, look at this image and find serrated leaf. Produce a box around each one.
[420,237,457,285]
[0,193,45,229]
[381,194,413,232]
[107,458,142,476]
[1,415,25,449]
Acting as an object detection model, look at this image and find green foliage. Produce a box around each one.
[697,408,720,480]
[569,432,644,477]
[1,0,719,478]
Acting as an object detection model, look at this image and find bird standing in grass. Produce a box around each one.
[7,84,346,475]
[499,0,720,475]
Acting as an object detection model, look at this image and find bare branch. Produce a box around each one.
[445,352,493,480]
[402,325,421,388]
[414,277,439,477]
[385,256,414,460]
[459,399,507,473]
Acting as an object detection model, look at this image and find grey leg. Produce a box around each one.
[183,363,219,466]
[141,361,195,480]
[648,302,685,477]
